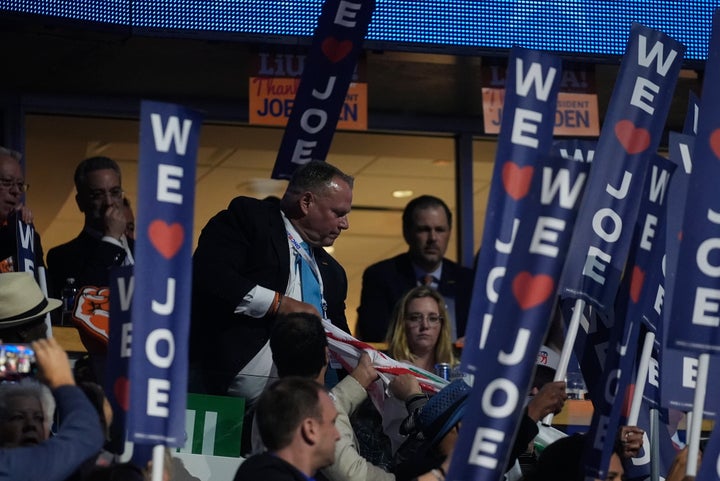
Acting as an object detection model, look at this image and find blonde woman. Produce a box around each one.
[381,286,457,455]
[386,286,457,372]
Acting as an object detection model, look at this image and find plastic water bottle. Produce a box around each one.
[61,278,77,326]
[566,371,587,400]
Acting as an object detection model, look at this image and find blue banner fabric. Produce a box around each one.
[272,0,375,179]
[128,101,202,446]
[683,90,700,136]
[10,211,38,276]
[447,151,590,481]
[659,132,720,416]
[668,10,720,354]
[663,132,694,335]
[559,23,685,319]
[581,154,676,480]
[696,413,720,481]
[106,265,134,454]
[460,47,562,374]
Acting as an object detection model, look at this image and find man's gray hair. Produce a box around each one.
[0,146,22,162]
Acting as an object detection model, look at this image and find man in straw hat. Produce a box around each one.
[0,272,62,343]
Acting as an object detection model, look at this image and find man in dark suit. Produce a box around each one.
[47,156,133,298]
[189,160,353,403]
[356,195,474,343]
[47,156,132,381]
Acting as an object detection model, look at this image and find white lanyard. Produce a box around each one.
[284,222,328,319]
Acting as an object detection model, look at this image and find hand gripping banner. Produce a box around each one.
[460,46,562,374]
[272,0,375,179]
[558,23,685,319]
[129,101,203,446]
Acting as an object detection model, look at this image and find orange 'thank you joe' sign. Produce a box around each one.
[249,77,367,131]
[482,89,600,137]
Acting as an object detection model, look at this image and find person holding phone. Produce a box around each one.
[0,338,104,481]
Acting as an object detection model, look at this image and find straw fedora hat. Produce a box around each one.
[0,272,62,328]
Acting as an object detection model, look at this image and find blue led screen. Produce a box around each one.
[0,1,716,61]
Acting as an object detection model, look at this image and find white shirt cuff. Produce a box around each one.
[236,285,276,318]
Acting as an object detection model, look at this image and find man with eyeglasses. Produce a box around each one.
[47,156,133,328]
[0,146,45,274]
[48,156,133,291]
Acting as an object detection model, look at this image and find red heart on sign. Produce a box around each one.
[502,162,533,200]
[321,37,353,63]
[114,376,130,412]
[149,220,184,260]
[614,119,651,154]
[709,129,720,160]
[512,272,555,310]
[629,265,645,303]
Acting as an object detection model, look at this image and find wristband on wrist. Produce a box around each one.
[268,292,282,317]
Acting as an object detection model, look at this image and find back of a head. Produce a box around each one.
[74,156,121,191]
[0,145,21,162]
[256,377,324,452]
[402,195,452,234]
[270,312,328,378]
[527,433,586,481]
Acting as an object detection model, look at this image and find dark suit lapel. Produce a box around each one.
[439,259,458,296]
[270,206,291,283]
[397,253,419,286]
[314,247,333,285]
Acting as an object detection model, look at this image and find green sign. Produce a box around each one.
[178,393,245,457]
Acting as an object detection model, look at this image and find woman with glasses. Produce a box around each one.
[367,286,458,457]
[385,286,457,373]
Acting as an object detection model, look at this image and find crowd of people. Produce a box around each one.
[0,147,700,481]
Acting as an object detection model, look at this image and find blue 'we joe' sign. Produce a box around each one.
[128,101,202,447]
[447,149,589,481]
[559,23,685,319]
[460,46,562,374]
[272,0,375,179]
[668,10,720,355]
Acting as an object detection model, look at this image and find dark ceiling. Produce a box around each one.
[0,14,704,143]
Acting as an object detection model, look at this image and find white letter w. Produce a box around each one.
[151,114,192,156]
[638,35,678,76]
[515,58,557,101]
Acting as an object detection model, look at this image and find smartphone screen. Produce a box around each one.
[0,344,37,380]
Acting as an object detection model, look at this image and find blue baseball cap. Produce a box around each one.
[418,378,471,446]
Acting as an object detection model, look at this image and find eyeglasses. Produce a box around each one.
[405,313,443,325]
[87,187,124,201]
[0,178,29,192]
